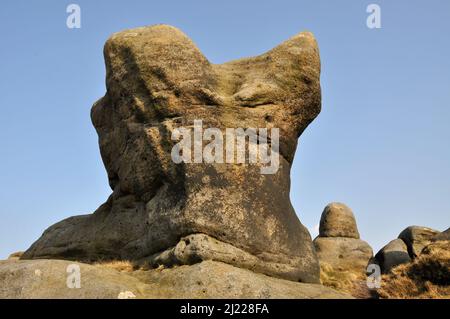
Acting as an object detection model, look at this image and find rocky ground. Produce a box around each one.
[1,215,448,299]
[0,258,350,299]
[377,239,449,298]
[2,214,447,299]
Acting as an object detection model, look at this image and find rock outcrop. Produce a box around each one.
[374,225,445,273]
[0,259,351,299]
[374,226,449,298]
[398,226,440,258]
[314,203,373,277]
[22,25,323,283]
[377,239,450,299]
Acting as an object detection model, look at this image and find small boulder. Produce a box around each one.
[319,203,360,239]
[398,226,440,258]
[375,239,411,273]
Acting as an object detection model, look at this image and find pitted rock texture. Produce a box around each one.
[22,25,322,283]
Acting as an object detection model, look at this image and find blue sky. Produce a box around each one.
[0,0,449,259]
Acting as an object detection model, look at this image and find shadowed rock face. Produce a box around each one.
[22,25,322,283]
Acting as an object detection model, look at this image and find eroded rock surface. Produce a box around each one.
[22,25,322,283]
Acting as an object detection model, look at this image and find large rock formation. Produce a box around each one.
[22,25,322,283]
[313,203,373,277]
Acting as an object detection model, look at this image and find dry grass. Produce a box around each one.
[377,240,450,299]
[319,263,373,298]
[94,260,136,272]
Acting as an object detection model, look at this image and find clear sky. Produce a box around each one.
[1,0,449,259]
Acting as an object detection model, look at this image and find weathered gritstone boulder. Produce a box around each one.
[374,239,411,273]
[22,25,322,283]
[314,203,372,278]
[0,259,351,299]
[398,226,440,258]
[319,203,360,239]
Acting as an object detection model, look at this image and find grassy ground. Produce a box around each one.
[377,240,450,299]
